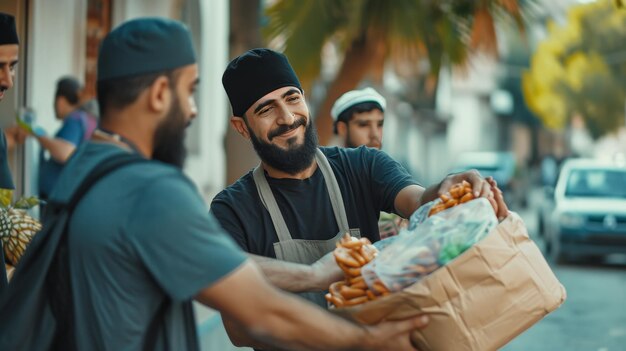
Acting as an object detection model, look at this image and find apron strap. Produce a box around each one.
[314,149,350,233]
[253,166,293,243]
[253,148,351,242]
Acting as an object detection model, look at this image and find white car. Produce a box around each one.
[545,158,626,263]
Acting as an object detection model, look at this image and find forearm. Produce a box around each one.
[241,286,368,351]
[394,184,427,218]
[417,182,443,209]
[250,254,322,292]
[223,315,278,350]
[196,261,370,351]
[36,136,75,163]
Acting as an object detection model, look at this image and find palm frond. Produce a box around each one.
[263,0,349,90]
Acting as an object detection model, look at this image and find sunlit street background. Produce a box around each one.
[1,0,625,350]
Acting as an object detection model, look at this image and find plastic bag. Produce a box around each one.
[362,198,498,292]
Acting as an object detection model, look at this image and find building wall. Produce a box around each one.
[112,0,172,24]
[21,0,87,197]
[28,0,86,134]
[437,54,500,169]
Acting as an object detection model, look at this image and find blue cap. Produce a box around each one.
[98,17,196,81]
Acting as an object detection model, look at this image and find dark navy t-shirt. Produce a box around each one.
[210,146,419,258]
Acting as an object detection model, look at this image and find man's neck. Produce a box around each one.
[99,118,153,158]
[262,159,318,180]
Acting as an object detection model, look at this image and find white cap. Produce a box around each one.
[331,87,386,121]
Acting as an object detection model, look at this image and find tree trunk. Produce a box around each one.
[315,37,384,146]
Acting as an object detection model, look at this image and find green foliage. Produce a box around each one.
[263,0,524,90]
[13,196,41,210]
[0,189,41,210]
[523,0,626,138]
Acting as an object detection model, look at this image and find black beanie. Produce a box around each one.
[0,13,19,45]
[222,48,302,117]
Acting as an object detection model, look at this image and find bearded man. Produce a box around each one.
[211,49,499,311]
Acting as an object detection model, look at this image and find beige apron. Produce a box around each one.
[253,149,360,307]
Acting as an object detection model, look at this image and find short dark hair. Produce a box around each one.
[55,77,82,105]
[96,70,178,119]
[333,101,384,134]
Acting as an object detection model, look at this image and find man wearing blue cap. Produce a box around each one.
[0,18,431,351]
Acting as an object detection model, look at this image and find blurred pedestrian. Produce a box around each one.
[332,87,407,238]
[331,87,385,149]
[22,76,97,201]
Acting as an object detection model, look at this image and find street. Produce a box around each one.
[502,190,626,351]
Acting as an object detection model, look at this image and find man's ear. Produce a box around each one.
[336,121,348,139]
[147,76,172,114]
[230,116,250,139]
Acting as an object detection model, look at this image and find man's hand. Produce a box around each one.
[15,113,46,137]
[438,170,498,213]
[486,177,509,221]
[439,170,492,199]
[361,315,430,351]
[311,251,343,290]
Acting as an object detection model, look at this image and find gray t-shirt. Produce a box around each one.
[50,142,246,351]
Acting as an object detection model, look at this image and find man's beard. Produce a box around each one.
[153,95,188,168]
[248,117,318,175]
[345,128,381,149]
[345,128,360,148]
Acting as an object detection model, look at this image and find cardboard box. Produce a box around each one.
[335,212,566,351]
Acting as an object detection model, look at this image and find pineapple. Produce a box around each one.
[0,189,42,266]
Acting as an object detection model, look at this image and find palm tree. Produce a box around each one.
[264,0,526,145]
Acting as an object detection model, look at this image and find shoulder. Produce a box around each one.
[210,170,261,228]
[321,145,386,170]
[53,143,194,201]
[321,145,381,160]
[212,170,256,205]
[117,162,196,199]
[63,111,87,125]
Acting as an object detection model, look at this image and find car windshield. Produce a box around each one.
[565,169,626,198]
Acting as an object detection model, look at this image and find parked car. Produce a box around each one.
[544,158,626,263]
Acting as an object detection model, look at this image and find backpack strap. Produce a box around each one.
[68,153,145,211]
[144,297,169,351]
[46,152,147,351]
